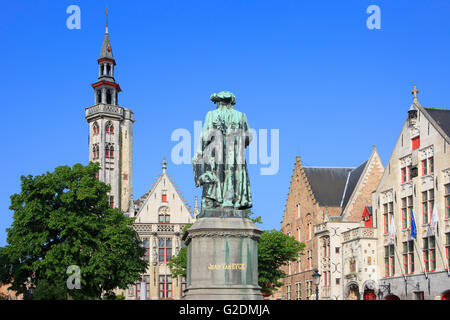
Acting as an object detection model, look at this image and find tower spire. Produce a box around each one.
[105,8,109,34]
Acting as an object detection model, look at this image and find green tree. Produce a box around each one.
[1,162,148,300]
[166,224,191,278]
[32,279,67,300]
[167,212,304,297]
[257,229,304,295]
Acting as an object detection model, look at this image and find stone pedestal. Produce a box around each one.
[182,208,263,300]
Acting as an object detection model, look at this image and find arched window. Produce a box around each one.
[105,122,114,135]
[106,64,111,76]
[93,122,99,136]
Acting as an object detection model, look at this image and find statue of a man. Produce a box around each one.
[193,91,252,210]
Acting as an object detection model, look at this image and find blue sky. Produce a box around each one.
[1,0,450,246]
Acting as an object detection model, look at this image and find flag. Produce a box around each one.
[410,210,417,239]
[428,204,438,236]
[388,215,396,244]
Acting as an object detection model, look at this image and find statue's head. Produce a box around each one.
[210,91,236,107]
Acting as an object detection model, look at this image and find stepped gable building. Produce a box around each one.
[315,147,384,300]
[373,86,450,300]
[125,159,197,300]
[277,147,383,300]
[85,21,134,215]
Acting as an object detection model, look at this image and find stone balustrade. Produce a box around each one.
[342,227,375,243]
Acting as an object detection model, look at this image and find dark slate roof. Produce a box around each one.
[99,31,114,59]
[424,107,450,138]
[303,167,354,207]
[340,160,368,210]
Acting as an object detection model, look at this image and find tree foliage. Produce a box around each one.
[167,224,191,278]
[257,229,304,295]
[1,162,148,299]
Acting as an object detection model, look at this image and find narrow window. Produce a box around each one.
[423,236,436,272]
[296,283,301,300]
[422,189,434,225]
[401,197,408,230]
[422,159,428,176]
[445,233,450,270]
[403,241,414,274]
[401,167,407,183]
[445,184,450,219]
[383,203,389,234]
[143,239,150,261]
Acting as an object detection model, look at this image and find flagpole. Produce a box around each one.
[393,240,408,282]
[412,238,428,279]
[410,210,428,279]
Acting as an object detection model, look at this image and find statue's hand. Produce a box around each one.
[198,172,217,185]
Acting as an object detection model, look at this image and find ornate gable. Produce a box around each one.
[134,159,194,224]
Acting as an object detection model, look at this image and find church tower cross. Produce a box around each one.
[411,84,419,102]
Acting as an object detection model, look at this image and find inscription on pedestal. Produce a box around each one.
[208,263,246,270]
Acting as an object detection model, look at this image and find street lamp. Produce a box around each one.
[26,284,35,300]
[377,283,390,300]
[312,269,321,300]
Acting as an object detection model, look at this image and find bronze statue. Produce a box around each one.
[193,91,252,211]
